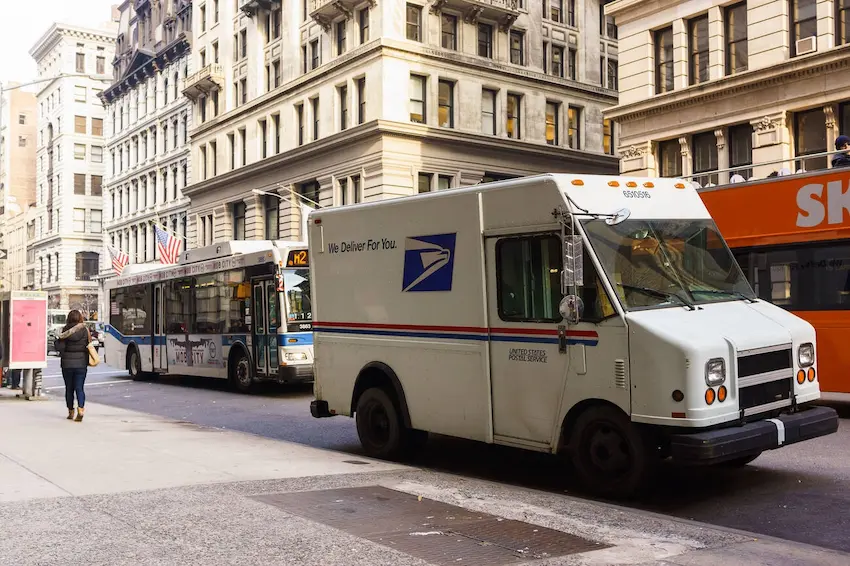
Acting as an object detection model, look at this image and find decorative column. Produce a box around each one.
[679,136,693,177]
[750,112,791,178]
[715,128,729,185]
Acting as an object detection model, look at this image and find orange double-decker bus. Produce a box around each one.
[699,169,850,396]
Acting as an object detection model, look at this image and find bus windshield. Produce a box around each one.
[581,218,756,311]
[283,268,312,329]
[48,312,66,326]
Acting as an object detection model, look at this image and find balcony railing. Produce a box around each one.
[431,0,521,30]
[182,64,224,100]
[241,0,278,16]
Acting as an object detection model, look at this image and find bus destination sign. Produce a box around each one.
[286,250,309,267]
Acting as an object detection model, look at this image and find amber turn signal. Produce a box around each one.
[797,370,806,384]
[717,385,727,403]
[705,388,716,405]
[807,368,816,382]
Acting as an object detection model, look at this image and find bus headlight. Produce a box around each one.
[705,358,726,386]
[284,351,308,362]
[798,343,814,368]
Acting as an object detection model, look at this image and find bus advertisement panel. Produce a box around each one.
[103,240,313,393]
[699,169,850,395]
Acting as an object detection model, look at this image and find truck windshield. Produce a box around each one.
[581,218,756,311]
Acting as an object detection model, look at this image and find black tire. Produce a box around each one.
[356,387,406,459]
[569,405,656,499]
[128,347,144,381]
[229,349,254,393]
[718,452,762,468]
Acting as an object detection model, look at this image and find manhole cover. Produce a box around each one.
[252,486,609,565]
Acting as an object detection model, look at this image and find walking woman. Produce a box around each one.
[56,310,90,422]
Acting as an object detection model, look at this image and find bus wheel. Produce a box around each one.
[569,405,654,498]
[356,387,404,459]
[230,351,254,393]
[128,348,144,381]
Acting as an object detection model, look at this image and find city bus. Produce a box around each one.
[103,240,313,392]
[699,168,850,397]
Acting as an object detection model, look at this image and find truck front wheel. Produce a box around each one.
[569,405,655,498]
[356,387,405,459]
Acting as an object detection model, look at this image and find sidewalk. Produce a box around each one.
[1,392,848,566]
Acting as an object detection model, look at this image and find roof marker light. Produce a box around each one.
[674,182,686,189]
[608,181,620,187]
[571,179,584,186]
[643,182,655,188]
[626,181,638,188]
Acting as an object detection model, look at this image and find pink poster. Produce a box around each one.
[11,299,47,366]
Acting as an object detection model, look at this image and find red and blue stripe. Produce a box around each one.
[312,321,599,347]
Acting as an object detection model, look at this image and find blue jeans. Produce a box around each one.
[62,367,87,409]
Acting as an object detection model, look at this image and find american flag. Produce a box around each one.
[155,224,181,264]
[108,245,129,276]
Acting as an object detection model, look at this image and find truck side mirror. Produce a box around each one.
[560,295,583,325]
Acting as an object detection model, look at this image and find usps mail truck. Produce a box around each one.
[307,174,839,497]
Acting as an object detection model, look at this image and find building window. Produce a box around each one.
[567,106,581,149]
[228,133,236,168]
[200,4,207,32]
[239,127,247,165]
[510,30,524,65]
[299,180,320,206]
[73,208,86,232]
[838,0,850,44]
[605,58,618,89]
[357,78,366,124]
[74,174,86,195]
[74,144,86,160]
[240,78,247,104]
[18,114,26,125]
[550,0,563,23]
[655,27,674,93]
[199,146,207,179]
[417,173,432,193]
[551,45,564,77]
[92,146,103,163]
[726,3,748,74]
[259,118,268,158]
[438,175,452,190]
[545,102,559,145]
[96,54,105,74]
[76,49,85,73]
[75,115,86,134]
[728,123,753,179]
[232,202,246,240]
[91,210,103,234]
[75,252,99,281]
[692,131,719,186]
[310,39,320,69]
[482,88,496,135]
[603,119,614,155]
[296,104,305,145]
[311,97,320,140]
[441,13,457,49]
[792,0,818,55]
[689,15,709,85]
[658,139,682,177]
[270,6,280,38]
[359,8,370,43]
[241,29,247,58]
[406,4,422,41]
[568,48,577,79]
[409,75,426,123]
[478,23,493,58]
[74,86,87,103]
[506,94,521,139]
[438,80,454,128]
[336,20,347,54]
[353,175,362,203]
[92,175,103,196]
[92,118,103,136]
[265,195,279,239]
[272,113,280,154]
[602,11,617,38]
[795,107,828,170]
[17,136,27,147]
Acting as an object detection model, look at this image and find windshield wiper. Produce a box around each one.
[617,283,696,310]
[691,289,757,303]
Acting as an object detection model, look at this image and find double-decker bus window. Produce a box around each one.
[736,242,850,310]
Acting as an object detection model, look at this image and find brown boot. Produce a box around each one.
[74,407,85,422]
[67,408,75,420]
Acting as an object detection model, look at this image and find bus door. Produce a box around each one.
[251,278,279,377]
[153,284,167,373]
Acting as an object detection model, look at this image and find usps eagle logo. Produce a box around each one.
[402,233,457,292]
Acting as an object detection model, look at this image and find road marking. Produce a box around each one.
[44,380,132,391]
[766,418,786,446]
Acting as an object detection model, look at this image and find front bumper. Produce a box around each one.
[669,405,839,465]
[264,363,313,384]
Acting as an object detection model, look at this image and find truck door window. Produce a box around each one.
[497,235,561,322]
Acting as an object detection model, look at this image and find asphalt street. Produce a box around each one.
[35,357,850,553]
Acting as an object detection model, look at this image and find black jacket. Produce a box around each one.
[832,153,850,168]
[56,323,89,369]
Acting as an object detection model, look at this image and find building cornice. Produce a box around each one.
[30,23,118,61]
[184,120,617,198]
[607,44,850,122]
[100,34,191,104]
[191,38,617,138]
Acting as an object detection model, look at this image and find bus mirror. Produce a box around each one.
[606,207,631,226]
[560,295,583,325]
[563,235,583,287]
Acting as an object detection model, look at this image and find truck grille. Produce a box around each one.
[737,347,793,416]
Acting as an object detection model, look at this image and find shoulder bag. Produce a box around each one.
[86,328,100,367]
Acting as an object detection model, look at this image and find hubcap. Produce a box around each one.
[365,402,391,446]
[131,353,139,375]
[236,359,251,386]
[585,422,632,479]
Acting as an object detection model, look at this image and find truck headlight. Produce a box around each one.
[705,358,726,386]
[284,351,308,362]
[798,343,814,367]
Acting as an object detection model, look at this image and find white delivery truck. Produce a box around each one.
[307,174,839,497]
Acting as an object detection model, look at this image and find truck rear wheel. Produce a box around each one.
[569,405,655,498]
[356,387,406,459]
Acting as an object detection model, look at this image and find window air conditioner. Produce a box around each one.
[796,36,817,55]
